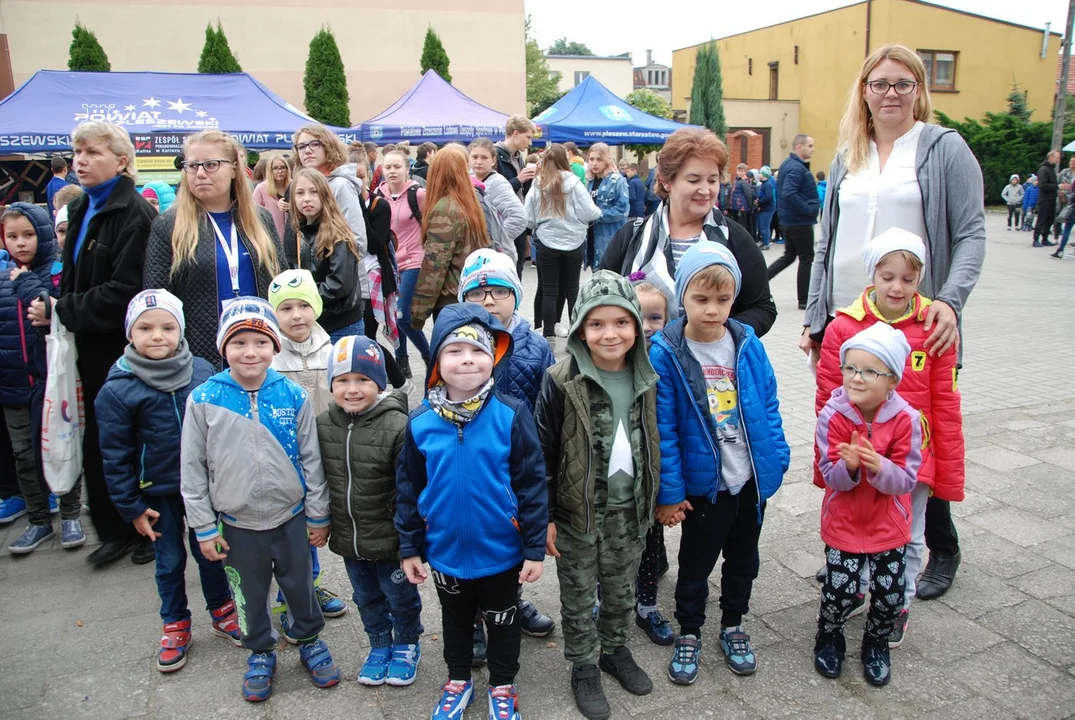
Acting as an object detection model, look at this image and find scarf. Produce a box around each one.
[122,339,194,393]
[427,377,494,426]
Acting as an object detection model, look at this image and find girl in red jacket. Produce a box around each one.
[814,227,964,647]
[814,322,922,688]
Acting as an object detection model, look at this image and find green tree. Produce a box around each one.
[420,26,452,83]
[624,89,674,158]
[689,40,727,138]
[525,16,563,116]
[304,28,351,127]
[547,38,594,56]
[1006,83,1032,122]
[68,21,110,72]
[198,21,242,73]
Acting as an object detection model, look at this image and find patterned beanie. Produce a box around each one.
[216,297,282,354]
[458,249,523,310]
[440,323,496,359]
[327,335,387,391]
[268,269,323,319]
[125,289,185,340]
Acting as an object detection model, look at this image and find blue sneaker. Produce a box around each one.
[357,646,392,686]
[279,610,298,645]
[0,496,26,525]
[316,587,348,618]
[242,651,276,702]
[385,643,421,686]
[488,684,522,720]
[61,519,86,549]
[8,523,54,554]
[432,679,473,720]
[668,634,701,685]
[719,626,757,675]
[48,494,59,515]
[299,638,340,688]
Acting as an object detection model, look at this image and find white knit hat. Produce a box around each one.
[861,227,926,280]
[125,289,185,340]
[839,322,912,381]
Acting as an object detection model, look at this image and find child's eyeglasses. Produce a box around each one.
[464,287,514,302]
[840,364,896,382]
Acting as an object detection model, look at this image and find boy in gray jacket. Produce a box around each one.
[181,297,340,702]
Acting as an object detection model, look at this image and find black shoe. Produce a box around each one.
[130,538,155,565]
[815,564,827,582]
[396,355,412,380]
[798,302,807,310]
[87,536,141,567]
[813,630,845,679]
[471,622,487,668]
[916,551,961,600]
[517,599,555,638]
[571,664,611,720]
[861,637,891,686]
[598,646,652,695]
[635,610,675,646]
[1042,239,1057,247]
[1052,250,1065,259]
[1032,241,1044,247]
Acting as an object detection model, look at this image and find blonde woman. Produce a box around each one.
[143,130,282,367]
[586,142,629,269]
[252,152,291,238]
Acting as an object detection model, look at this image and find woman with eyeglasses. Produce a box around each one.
[252,152,292,239]
[802,45,984,607]
[144,130,282,367]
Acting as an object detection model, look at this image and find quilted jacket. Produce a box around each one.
[494,319,554,414]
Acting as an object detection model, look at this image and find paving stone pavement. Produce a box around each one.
[3,212,1075,719]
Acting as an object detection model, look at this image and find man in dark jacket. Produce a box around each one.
[411,141,436,181]
[495,115,538,272]
[625,163,647,219]
[769,134,819,309]
[1033,150,1060,247]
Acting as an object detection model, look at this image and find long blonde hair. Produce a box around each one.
[586,142,617,180]
[170,130,280,280]
[836,44,932,173]
[263,152,291,198]
[537,144,570,218]
[289,168,360,262]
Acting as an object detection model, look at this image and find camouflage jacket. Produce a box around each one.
[410,197,490,327]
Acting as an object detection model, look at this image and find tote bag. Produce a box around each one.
[40,297,84,494]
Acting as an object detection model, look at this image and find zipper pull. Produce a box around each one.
[457,425,464,443]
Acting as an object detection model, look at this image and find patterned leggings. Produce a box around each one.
[635,524,668,608]
[818,545,906,642]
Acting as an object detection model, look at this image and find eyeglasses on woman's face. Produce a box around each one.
[296,140,323,154]
[864,80,917,96]
[181,159,234,174]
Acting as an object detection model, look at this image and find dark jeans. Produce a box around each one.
[767,224,815,306]
[674,481,763,636]
[344,557,424,647]
[149,493,231,623]
[1006,205,1021,228]
[924,496,960,557]
[0,406,17,500]
[514,233,528,277]
[396,268,431,363]
[1034,201,1057,241]
[537,243,584,337]
[1060,220,1075,253]
[434,564,522,686]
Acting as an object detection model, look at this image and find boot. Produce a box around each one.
[861,636,891,686]
[813,629,845,679]
[916,551,961,600]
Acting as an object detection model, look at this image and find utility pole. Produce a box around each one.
[1052,0,1075,153]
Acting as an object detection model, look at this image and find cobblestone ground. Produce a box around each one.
[3,212,1075,719]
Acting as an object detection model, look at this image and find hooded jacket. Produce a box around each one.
[497,317,555,414]
[395,303,548,580]
[141,181,177,215]
[1022,183,1039,213]
[534,271,661,535]
[524,170,602,252]
[0,203,61,406]
[776,152,819,225]
[649,317,789,512]
[317,390,409,560]
[479,171,528,248]
[816,387,922,554]
[375,180,426,271]
[272,322,333,415]
[1001,182,1024,207]
[180,368,329,542]
[327,165,370,299]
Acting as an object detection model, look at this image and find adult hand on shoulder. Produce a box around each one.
[28,296,55,327]
[922,300,959,357]
[545,522,560,558]
[133,508,162,541]
[519,559,544,584]
[401,556,428,585]
[200,536,229,561]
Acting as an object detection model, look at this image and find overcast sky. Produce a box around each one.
[526,0,1070,66]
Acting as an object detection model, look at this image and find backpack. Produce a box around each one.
[474,185,516,262]
[373,183,423,224]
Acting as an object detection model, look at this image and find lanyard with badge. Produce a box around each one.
[207,211,241,304]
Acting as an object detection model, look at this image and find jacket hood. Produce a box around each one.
[327,386,408,427]
[556,170,584,194]
[825,386,911,425]
[3,202,56,269]
[836,288,931,329]
[376,179,421,195]
[141,181,177,213]
[275,323,333,372]
[426,302,513,389]
[566,270,657,393]
[330,165,364,194]
[657,312,756,356]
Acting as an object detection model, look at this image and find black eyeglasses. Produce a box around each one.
[464,287,514,302]
[865,80,917,96]
[295,140,323,153]
[840,364,896,383]
[181,159,234,174]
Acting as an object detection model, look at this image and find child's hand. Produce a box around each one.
[656,500,692,527]
[401,556,427,585]
[133,508,161,541]
[308,527,329,547]
[519,559,544,584]
[857,437,882,475]
[837,431,861,473]
[200,537,229,561]
[545,523,560,558]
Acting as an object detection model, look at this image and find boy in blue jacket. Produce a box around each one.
[95,290,240,673]
[396,303,548,720]
[650,241,789,686]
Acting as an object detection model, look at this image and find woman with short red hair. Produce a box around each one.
[599,127,776,337]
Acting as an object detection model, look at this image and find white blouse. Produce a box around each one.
[832,121,928,311]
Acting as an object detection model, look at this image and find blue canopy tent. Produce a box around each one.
[531,75,689,145]
[358,70,509,145]
[0,70,357,153]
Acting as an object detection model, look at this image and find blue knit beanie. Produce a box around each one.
[674,240,743,309]
[327,335,387,391]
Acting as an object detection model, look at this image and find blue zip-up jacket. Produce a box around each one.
[96,352,213,523]
[494,317,555,414]
[627,174,647,217]
[776,152,819,225]
[1023,183,1039,213]
[649,317,789,513]
[395,303,548,580]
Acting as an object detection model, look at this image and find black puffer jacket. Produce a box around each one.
[316,390,408,560]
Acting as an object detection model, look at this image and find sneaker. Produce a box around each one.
[48,494,59,515]
[357,646,392,686]
[1033,241,1044,247]
[554,322,569,338]
[242,651,277,702]
[861,637,892,686]
[848,592,867,618]
[813,629,845,679]
[598,646,652,695]
[1052,250,1065,259]
[432,679,474,720]
[299,638,341,688]
[517,599,555,638]
[888,608,909,649]
[570,665,610,720]
[316,587,348,618]
[8,523,54,554]
[60,519,86,549]
[0,496,26,525]
[1042,239,1057,247]
[635,610,675,646]
[157,619,192,673]
[279,610,298,645]
[667,634,701,685]
[719,626,757,675]
[210,600,243,646]
[472,622,488,668]
[762,244,771,250]
[488,684,522,720]
[385,643,421,686]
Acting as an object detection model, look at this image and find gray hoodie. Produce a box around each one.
[328,164,370,299]
[524,170,602,252]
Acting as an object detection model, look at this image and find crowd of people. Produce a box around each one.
[0,42,993,720]
[1001,150,1075,258]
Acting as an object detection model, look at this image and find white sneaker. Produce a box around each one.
[554,323,569,338]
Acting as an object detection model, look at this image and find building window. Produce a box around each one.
[918,50,957,91]
[768,62,779,100]
[548,71,558,81]
[574,70,590,86]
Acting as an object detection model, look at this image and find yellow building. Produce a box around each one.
[672,0,1062,172]
[546,54,635,99]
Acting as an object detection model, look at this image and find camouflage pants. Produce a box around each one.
[555,509,646,666]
